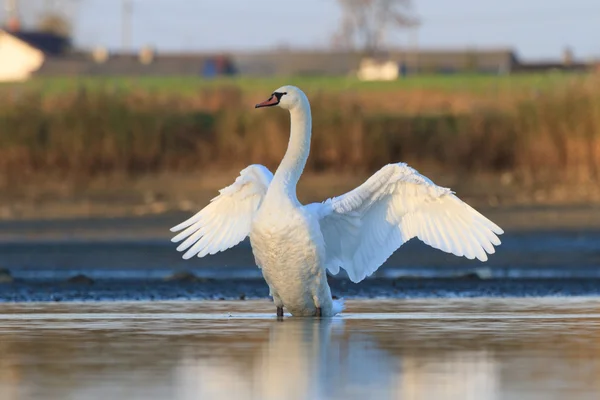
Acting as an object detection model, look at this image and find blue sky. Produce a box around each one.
[69,0,598,60]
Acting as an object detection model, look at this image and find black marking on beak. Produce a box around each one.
[255,91,287,108]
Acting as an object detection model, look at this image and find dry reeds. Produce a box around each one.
[0,75,599,185]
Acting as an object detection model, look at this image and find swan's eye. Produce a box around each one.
[273,92,287,100]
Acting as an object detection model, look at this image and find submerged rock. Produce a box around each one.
[164,271,198,282]
[457,267,493,280]
[163,271,214,283]
[0,268,13,283]
[67,274,94,285]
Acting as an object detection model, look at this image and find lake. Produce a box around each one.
[1,298,599,400]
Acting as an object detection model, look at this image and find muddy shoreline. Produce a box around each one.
[2,171,600,223]
[1,277,600,303]
[1,205,600,242]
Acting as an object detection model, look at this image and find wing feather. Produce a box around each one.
[313,163,504,283]
[171,164,273,260]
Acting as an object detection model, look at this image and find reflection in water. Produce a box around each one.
[399,350,499,400]
[0,299,599,400]
[176,319,400,400]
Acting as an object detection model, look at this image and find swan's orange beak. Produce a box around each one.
[255,95,279,108]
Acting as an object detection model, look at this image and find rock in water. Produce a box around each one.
[67,274,95,285]
[0,268,13,283]
[163,271,199,283]
[163,271,214,283]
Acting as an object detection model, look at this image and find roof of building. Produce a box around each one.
[231,48,520,76]
[33,47,594,78]
[4,29,71,56]
[36,52,236,77]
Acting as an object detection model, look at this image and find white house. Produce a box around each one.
[357,57,400,81]
[0,29,45,82]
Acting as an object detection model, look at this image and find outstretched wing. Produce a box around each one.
[170,164,273,259]
[315,163,503,283]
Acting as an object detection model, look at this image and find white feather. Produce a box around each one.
[314,163,504,283]
[170,164,273,259]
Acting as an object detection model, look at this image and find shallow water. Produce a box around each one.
[2,229,600,280]
[1,299,600,400]
[1,212,600,280]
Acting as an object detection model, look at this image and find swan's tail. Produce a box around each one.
[332,298,345,315]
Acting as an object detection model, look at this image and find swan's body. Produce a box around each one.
[171,86,503,317]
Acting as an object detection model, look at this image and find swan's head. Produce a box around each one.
[255,85,307,111]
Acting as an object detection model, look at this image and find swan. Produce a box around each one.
[170,85,504,317]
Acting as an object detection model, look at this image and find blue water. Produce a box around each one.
[0,212,599,280]
[1,230,599,280]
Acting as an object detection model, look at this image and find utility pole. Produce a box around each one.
[4,0,20,31]
[122,0,132,52]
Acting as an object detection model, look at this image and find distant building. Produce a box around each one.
[232,50,361,77]
[357,58,400,81]
[0,28,70,82]
[232,49,519,77]
[511,61,589,74]
[233,48,592,77]
[2,35,592,80]
[510,48,590,74]
[0,29,43,82]
[35,49,237,78]
[0,23,236,80]
[395,48,518,75]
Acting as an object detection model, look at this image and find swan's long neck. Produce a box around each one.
[270,99,312,200]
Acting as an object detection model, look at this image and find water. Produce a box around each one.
[2,229,600,280]
[1,212,600,280]
[1,298,600,400]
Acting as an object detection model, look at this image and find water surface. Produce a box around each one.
[1,298,599,399]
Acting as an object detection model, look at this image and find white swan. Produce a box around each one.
[170,86,504,317]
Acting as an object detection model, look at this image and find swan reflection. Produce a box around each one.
[175,318,499,400]
[1,300,599,399]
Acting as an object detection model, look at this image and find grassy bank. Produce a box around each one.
[0,74,577,94]
[0,74,599,188]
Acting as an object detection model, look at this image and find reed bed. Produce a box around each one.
[0,74,598,186]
